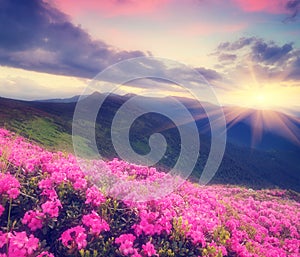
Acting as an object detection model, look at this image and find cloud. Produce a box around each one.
[286,53,300,80]
[53,0,300,20]
[52,0,171,17]
[0,0,224,99]
[284,0,300,21]
[195,67,223,82]
[217,37,256,51]
[214,37,300,83]
[0,0,145,78]
[232,0,286,13]
[218,53,237,62]
[216,37,295,65]
[251,41,293,65]
[232,0,300,20]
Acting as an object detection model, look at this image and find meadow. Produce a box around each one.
[0,128,299,257]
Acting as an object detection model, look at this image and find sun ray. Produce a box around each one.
[224,107,300,147]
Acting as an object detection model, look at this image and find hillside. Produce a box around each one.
[0,95,299,191]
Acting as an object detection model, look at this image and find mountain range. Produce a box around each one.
[0,93,299,191]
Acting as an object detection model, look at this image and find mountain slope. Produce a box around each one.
[0,94,299,191]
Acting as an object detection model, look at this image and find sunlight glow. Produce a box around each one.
[245,88,278,109]
[255,94,265,104]
[225,85,295,112]
[0,66,87,100]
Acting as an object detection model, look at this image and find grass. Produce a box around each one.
[4,117,73,152]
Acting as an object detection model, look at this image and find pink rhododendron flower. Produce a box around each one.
[0,173,20,199]
[7,231,39,257]
[25,160,37,173]
[41,189,58,201]
[41,199,62,218]
[50,171,67,184]
[38,178,53,190]
[133,209,172,236]
[142,242,157,257]
[115,234,137,256]
[73,177,87,190]
[85,186,106,207]
[0,231,7,248]
[82,211,110,235]
[60,226,87,250]
[22,210,45,231]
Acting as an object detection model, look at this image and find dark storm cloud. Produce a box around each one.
[0,0,145,78]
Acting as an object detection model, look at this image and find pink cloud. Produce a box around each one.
[53,0,171,17]
[232,0,288,14]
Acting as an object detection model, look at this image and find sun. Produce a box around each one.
[252,93,270,109]
[255,94,266,104]
[229,86,283,111]
[248,90,273,109]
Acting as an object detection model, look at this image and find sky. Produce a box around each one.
[0,0,300,115]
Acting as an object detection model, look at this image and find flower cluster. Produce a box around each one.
[41,199,62,218]
[85,185,106,207]
[115,234,139,256]
[60,226,87,250]
[0,173,20,199]
[142,242,157,257]
[82,211,110,235]
[0,128,299,257]
[0,231,44,257]
[133,209,172,236]
[22,210,45,232]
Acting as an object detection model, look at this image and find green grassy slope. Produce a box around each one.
[0,97,81,153]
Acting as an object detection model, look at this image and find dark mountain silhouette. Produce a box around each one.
[36,95,82,103]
